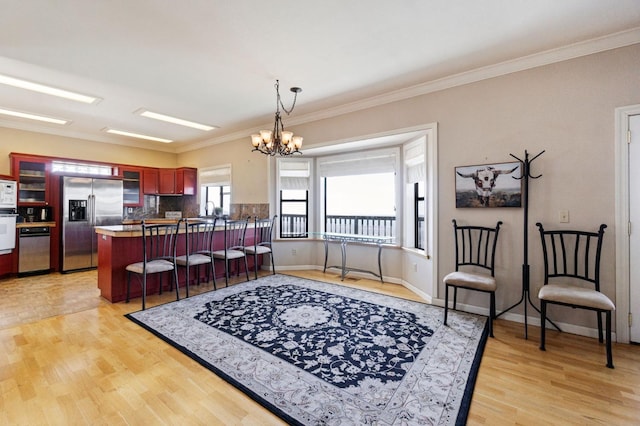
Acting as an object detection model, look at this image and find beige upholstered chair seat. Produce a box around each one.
[538,283,615,311]
[443,271,497,292]
[175,253,212,267]
[126,259,174,275]
[244,245,271,255]
[212,249,246,260]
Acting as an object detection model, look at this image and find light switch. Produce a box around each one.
[559,210,570,223]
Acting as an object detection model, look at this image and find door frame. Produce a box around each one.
[615,104,640,343]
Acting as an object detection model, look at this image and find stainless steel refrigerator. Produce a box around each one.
[62,176,123,272]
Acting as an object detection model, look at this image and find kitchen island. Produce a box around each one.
[95,221,258,303]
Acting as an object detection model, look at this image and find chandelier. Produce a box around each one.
[251,80,303,156]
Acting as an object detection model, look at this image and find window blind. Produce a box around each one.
[278,159,311,190]
[317,148,398,177]
[199,164,231,186]
[404,139,425,184]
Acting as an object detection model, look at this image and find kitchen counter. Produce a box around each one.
[121,218,182,225]
[96,217,228,237]
[17,221,56,228]
[94,220,257,302]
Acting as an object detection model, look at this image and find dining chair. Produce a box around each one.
[125,220,180,310]
[536,223,615,368]
[175,218,217,296]
[443,219,502,337]
[211,218,250,286]
[244,215,277,279]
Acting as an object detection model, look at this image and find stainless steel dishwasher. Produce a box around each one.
[18,226,51,275]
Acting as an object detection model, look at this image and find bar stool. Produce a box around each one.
[126,220,180,310]
[244,215,277,279]
[175,218,217,296]
[211,218,249,286]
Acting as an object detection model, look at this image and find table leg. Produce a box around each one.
[323,239,329,272]
[377,241,384,283]
[340,239,348,280]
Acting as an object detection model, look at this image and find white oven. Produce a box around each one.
[0,179,18,254]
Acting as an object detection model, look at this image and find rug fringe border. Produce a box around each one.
[125,312,304,426]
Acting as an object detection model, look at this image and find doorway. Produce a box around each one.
[615,105,640,343]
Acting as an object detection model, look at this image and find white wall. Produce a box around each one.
[178,43,640,333]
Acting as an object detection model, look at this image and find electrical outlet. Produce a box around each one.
[559,210,570,223]
[413,263,418,272]
[291,249,297,256]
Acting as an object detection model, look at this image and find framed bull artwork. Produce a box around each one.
[455,161,522,208]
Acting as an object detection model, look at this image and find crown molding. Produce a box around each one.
[178,27,640,154]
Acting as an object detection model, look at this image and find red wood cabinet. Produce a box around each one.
[144,167,197,195]
[158,168,176,194]
[143,168,159,194]
[176,167,197,195]
[119,167,143,206]
[10,154,50,206]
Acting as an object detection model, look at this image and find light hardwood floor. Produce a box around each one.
[0,270,638,425]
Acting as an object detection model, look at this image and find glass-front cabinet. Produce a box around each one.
[121,168,143,206]
[15,158,48,205]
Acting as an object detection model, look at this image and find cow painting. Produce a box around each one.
[455,162,521,208]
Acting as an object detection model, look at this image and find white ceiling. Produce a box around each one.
[0,0,639,153]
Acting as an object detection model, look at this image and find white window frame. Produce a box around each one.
[403,136,428,253]
[317,147,400,244]
[277,158,313,238]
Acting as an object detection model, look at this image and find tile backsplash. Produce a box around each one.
[123,197,269,221]
[230,203,270,220]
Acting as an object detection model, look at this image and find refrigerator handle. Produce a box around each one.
[90,194,96,226]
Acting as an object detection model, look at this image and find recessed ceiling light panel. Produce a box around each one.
[103,128,173,143]
[137,109,217,131]
[0,107,70,125]
[0,73,101,104]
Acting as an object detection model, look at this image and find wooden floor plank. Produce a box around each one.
[0,270,638,424]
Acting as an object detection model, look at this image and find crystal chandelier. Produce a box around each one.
[251,80,303,156]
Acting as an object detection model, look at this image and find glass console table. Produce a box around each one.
[318,232,394,283]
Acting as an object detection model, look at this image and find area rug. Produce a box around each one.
[126,274,488,425]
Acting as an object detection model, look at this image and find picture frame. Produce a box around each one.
[455,161,522,208]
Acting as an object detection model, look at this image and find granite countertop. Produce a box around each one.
[121,218,181,225]
[96,217,250,237]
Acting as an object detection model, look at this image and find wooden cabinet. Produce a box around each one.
[143,167,197,195]
[143,169,159,194]
[159,169,176,194]
[120,168,143,206]
[176,167,197,195]
[11,155,49,205]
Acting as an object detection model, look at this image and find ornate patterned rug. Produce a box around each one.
[126,274,488,425]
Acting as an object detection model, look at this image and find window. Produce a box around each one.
[278,159,311,238]
[404,137,427,251]
[203,185,230,216]
[199,165,231,216]
[318,148,399,241]
[414,182,425,249]
[52,160,113,176]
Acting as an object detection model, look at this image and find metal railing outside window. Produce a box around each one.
[280,214,396,241]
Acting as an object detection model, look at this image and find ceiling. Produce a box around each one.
[0,1,639,154]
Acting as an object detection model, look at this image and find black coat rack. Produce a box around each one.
[496,150,560,339]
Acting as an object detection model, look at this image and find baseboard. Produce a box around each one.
[433,298,618,341]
